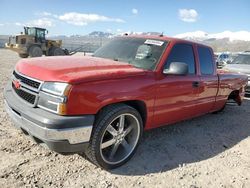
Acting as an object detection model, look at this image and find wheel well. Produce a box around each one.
[228,90,242,105]
[123,100,147,126]
[97,100,147,127]
[228,90,239,100]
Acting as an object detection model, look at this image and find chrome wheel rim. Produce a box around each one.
[100,113,140,165]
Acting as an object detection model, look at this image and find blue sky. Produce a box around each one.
[0,0,249,36]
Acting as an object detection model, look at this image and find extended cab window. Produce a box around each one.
[198,46,214,75]
[164,43,195,74]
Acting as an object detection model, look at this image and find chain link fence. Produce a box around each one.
[0,36,112,53]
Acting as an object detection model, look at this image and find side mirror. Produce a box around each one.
[163,62,188,75]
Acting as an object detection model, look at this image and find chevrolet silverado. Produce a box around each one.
[4,35,248,169]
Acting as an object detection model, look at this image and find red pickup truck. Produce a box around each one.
[4,35,248,169]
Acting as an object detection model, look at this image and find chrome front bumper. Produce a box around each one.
[4,83,95,153]
[4,100,93,144]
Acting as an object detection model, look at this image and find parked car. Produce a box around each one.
[4,36,248,169]
[216,53,233,68]
[223,52,250,95]
[214,54,219,62]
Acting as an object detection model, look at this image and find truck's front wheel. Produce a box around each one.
[86,104,143,169]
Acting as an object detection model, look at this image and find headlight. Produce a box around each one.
[41,82,70,96]
[38,82,71,115]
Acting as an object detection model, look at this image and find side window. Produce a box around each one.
[164,43,195,74]
[198,46,214,75]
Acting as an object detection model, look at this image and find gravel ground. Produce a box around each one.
[0,49,250,188]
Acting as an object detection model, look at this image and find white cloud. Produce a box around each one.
[0,23,4,26]
[15,18,54,27]
[41,11,52,16]
[15,22,23,26]
[58,12,125,26]
[106,29,112,32]
[11,11,125,28]
[178,9,198,22]
[132,8,138,15]
[36,11,59,18]
[29,18,54,27]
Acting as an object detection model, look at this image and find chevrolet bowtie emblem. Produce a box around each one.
[13,79,21,89]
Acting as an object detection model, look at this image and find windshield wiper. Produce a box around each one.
[113,58,129,63]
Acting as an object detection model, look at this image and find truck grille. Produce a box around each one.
[13,71,41,89]
[12,83,36,104]
[12,71,42,105]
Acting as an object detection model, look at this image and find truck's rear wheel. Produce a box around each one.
[19,54,28,58]
[29,46,43,57]
[49,47,65,56]
[86,104,143,169]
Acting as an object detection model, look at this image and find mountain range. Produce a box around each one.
[1,30,250,52]
[174,30,250,42]
[173,30,250,52]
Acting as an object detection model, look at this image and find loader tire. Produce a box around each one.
[49,47,65,56]
[29,46,43,57]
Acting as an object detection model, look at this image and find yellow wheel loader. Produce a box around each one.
[5,27,69,58]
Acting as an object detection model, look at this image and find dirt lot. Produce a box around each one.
[0,49,250,188]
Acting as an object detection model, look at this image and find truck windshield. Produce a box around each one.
[232,54,250,65]
[93,37,167,70]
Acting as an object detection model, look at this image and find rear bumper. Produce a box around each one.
[4,84,95,153]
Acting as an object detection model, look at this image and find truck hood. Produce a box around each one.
[223,64,250,75]
[15,56,147,84]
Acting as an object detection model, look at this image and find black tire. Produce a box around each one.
[86,104,143,170]
[29,46,43,57]
[19,54,28,58]
[49,47,65,56]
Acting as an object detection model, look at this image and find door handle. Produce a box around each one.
[192,81,200,88]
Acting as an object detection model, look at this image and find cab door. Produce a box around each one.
[196,45,218,113]
[153,43,203,128]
